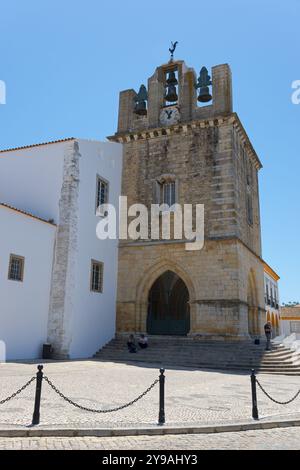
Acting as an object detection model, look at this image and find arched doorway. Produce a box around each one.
[147,270,190,335]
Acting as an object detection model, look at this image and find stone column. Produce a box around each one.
[212,64,233,115]
[148,68,165,128]
[117,89,136,133]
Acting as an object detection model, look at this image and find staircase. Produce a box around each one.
[94,336,300,375]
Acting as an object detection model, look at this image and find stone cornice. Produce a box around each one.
[107,112,262,170]
[231,113,263,170]
[107,115,229,144]
[119,235,264,265]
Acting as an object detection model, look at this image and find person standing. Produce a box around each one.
[264,321,272,351]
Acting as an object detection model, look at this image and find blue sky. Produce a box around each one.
[0,0,299,302]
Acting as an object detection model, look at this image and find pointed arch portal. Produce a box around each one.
[147,270,190,335]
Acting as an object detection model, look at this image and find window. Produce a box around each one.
[90,260,103,293]
[162,181,176,206]
[96,176,109,214]
[154,175,177,207]
[8,254,24,282]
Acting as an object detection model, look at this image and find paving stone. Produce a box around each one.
[0,360,300,429]
[1,427,300,450]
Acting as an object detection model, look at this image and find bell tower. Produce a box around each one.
[116,58,233,134]
[108,52,266,340]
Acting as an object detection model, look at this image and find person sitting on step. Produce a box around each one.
[127,334,137,353]
[138,334,148,349]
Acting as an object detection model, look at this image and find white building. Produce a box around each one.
[280,305,300,336]
[0,203,56,359]
[0,138,122,359]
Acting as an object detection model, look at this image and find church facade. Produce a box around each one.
[0,57,274,360]
[109,59,266,340]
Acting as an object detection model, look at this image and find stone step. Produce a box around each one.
[96,359,296,368]
[95,353,296,365]
[99,343,286,352]
[94,358,300,375]
[102,341,285,352]
[97,349,293,360]
[96,347,293,356]
[101,341,289,351]
[93,337,300,375]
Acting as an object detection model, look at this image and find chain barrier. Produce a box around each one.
[0,377,36,405]
[0,366,165,426]
[43,376,159,413]
[256,378,300,405]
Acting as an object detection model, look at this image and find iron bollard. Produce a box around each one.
[251,369,259,420]
[32,365,44,425]
[158,368,165,425]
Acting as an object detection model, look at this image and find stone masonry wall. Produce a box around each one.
[117,238,264,338]
[114,60,264,339]
[121,120,239,241]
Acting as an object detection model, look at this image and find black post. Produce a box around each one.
[158,368,165,425]
[251,369,259,420]
[32,365,44,425]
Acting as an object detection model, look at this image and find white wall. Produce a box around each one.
[281,320,291,336]
[0,142,66,222]
[69,139,122,358]
[0,206,56,359]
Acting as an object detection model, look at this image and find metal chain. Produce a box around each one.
[256,379,300,405]
[43,376,159,413]
[0,377,36,405]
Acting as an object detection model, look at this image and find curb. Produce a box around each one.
[1,417,300,438]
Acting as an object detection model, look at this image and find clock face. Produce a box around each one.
[159,107,180,126]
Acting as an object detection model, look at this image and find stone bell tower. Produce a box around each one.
[108,53,266,340]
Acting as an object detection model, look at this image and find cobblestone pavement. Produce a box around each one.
[0,427,300,449]
[0,360,300,427]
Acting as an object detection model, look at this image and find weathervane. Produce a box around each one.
[169,41,178,62]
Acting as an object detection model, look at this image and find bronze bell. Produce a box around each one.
[134,84,148,115]
[198,86,212,103]
[134,100,147,115]
[165,71,178,103]
[196,66,212,103]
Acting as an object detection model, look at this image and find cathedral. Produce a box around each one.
[109,58,265,341]
[0,56,276,360]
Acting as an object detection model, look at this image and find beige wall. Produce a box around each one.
[113,60,265,340]
[117,239,265,338]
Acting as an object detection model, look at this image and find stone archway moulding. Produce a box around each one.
[135,258,196,333]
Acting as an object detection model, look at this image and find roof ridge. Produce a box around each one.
[0,137,76,154]
[0,203,56,226]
